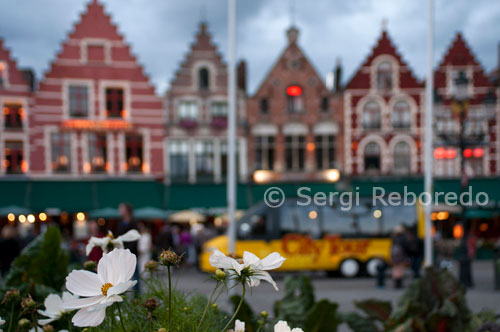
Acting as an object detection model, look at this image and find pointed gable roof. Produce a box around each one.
[0,38,32,94]
[169,22,227,91]
[69,0,123,41]
[345,30,422,90]
[253,26,328,97]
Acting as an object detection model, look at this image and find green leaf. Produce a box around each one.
[304,299,340,332]
[354,299,392,322]
[341,312,381,332]
[273,274,315,327]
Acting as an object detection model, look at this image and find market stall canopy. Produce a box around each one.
[169,210,205,223]
[0,205,31,216]
[88,207,120,219]
[134,206,169,219]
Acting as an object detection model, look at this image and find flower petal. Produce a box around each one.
[291,329,304,332]
[243,251,261,267]
[107,280,137,297]
[72,307,107,327]
[116,229,141,242]
[274,321,291,332]
[42,294,63,316]
[86,237,108,256]
[235,319,245,332]
[209,249,237,270]
[62,296,105,310]
[254,270,279,291]
[66,270,102,297]
[260,252,286,270]
[38,317,55,325]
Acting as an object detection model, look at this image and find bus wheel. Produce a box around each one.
[366,258,384,277]
[340,259,360,278]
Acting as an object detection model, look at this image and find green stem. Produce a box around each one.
[67,316,73,332]
[168,265,173,330]
[212,284,225,304]
[196,282,220,331]
[7,303,14,332]
[220,283,246,332]
[116,302,127,332]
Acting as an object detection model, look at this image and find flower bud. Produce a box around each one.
[158,329,167,332]
[2,288,20,304]
[261,311,268,318]
[43,325,55,332]
[21,295,36,312]
[143,298,159,311]
[215,269,226,281]
[183,306,190,312]
[160,248,181,266]
[18,318,31,329]
[83,260,97,271]
[145,260,159,272]
[212,303,218,309]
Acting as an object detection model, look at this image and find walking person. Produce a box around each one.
[391,225,409,289]
[138,222,152,274]
[117,203,140,292]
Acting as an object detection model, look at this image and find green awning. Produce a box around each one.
[88,207,120,219]
[0,205,32,216]
[465,209,498,219]
[134,206,169,219]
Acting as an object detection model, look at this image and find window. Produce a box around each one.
[394,141,411,174]
[434,147,457,177]
[220,141,239,179]
[178,101,198,120]
[198,67,210,90]
[436,117,455,135]
[255,136,275,170]
[51,133,71,173]
[211,101,227,117]
[260,98,269,114]
[280,201,321,238]
[377,61,392,90]
[364,142,381,173]
[69,85,89,118]
[320,97,329,112]
[126,134,143,173]
[315,135,335,169]
[237,204,270,240]
[3,104,23,129]
[0,62,6,87]
[393,101,411,129]
[4,141,24,174]
[286,85,303,113]
[89,133,107,173]
[465,157,483,177]
[87,44,105,62]
[195,141,214,180]
[169,141,189,181]
[362,101,381,129]
[106,88,124,118]
[285,135,305,171]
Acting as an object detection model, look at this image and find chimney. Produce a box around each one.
[334,58,342,93]
[237,60,247,93]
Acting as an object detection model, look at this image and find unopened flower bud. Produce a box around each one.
[158,328,167,332]
[143,298,159,311]
[215,269,226,281]
[160,248,181,266]
[21,295,36,312]
[2,288,20,304]
[43,325,55,332]
[145,260,159,272]
[18,318,31,329]
[83,260,97,271]
[212,303,218,309]
[261,311,268,318]
[183,306,190,312]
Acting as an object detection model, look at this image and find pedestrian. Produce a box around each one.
[406,225,424,278]
[117,203,139,255]
[0,224,21,277]
[156,224,173,253]
[391,225,409,289]
[180,226,195,266]
[138,222,152,274]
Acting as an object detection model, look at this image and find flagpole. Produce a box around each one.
[227,0,237,255]
[424,0,434,267]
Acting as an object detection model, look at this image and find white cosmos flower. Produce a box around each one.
[62,248,137,327]
[38,292,75,325]
[0,316,4,332]
[85,230,141,256]
[234,319,245,332]
[209,249,285,291]
[274,321,304,332]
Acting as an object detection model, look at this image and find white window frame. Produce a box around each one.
[98,80,131,120]
[62,79,95,120]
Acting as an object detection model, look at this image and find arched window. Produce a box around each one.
[394,141,411,174]
[377,61,392,90]
[364,142,381,172]
[362,101,381,129]
[198,67,210,90]
[392,101,411,129]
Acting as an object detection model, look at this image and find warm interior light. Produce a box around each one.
[463,148,473,158]
[324,169,340,182]
[444,149,456,159]
[39,212,47,221]
[19,214,26,223]
[479,223,488,232]
[473,148,484,158]
[98,218,106,226]
[453,224,464,239]
[27,214,35,223]
[253,170,274,183]
[373,209,382,219]
[436,211,449,221]
[306,142,315,152]
[308,210,318,220]
[7,213,15,222]
[286,85,302,96]
[76,212,86,221]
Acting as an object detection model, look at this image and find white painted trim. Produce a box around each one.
[98,80,132,120]
[62,79,95,120]
[80,38,112,64]
[283,122,308,135]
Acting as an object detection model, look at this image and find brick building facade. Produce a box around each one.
[0,39,33,175]
[29,0,164,177]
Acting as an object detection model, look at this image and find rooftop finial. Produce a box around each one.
[382,18,388,31]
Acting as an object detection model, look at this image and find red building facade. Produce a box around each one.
[344,28,425,176]
[30,0,164,177]
[246,27,343,182]
[0,39,33,175]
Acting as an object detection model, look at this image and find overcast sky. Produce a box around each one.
[1,0,499,94]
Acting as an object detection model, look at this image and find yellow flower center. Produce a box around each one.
[101,283,113,296]
[106,232,114,239]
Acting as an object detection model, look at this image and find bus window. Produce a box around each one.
[380,205,417,236]
[280,201,321,238]
[320,205,358,237]
[237,203,270,240]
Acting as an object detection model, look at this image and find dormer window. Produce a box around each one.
[106,88,125,118]
[260,98,269,114]
[0,62,6,87]
[377,61,393,90]
[199,67,210,90]
[286,85,303,113]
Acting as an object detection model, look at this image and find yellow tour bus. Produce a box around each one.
[200,197,424,277]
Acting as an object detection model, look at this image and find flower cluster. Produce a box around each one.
[85,230,141,255]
